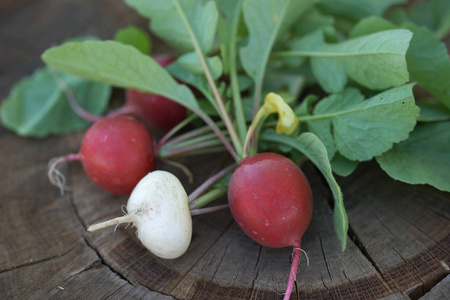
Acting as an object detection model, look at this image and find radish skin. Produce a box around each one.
[47,115,155,195]
[125,55,187,131]
[88,171,192,259]
[80,116,155,195]
[228,153,313,299]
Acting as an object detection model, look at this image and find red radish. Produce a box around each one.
[125,54,187,131]
[228,152,313,300]
[48,115,155,195]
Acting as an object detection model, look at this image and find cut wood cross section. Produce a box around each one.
[0,1,449,299]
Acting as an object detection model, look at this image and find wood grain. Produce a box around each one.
[0,1,449,299]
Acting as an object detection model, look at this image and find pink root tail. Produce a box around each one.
[284,244,301,300]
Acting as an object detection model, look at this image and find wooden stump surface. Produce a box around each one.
[1,1,449,299]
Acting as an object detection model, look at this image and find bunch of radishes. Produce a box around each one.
[46,55,313,300]
[42,18,315,300]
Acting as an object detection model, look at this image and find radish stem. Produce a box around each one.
[190,203,229,215]
[173,1,242,157]
[160,159,194,184]
[161,124,217,148]
[156,113,198,149]
[49,68,103,123]
[188,163,236,203]
[161,139,224,158]
[189,188,227,209]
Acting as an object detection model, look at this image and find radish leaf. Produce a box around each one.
[286,29,412,93]
[376,121,450,192]
[216,0,243,74]
[167,62,212,100]
[0,67,110,138]
[318,0,406,22]
[417,101,450,122]
[240,0,314,87]
[114,25,152,55]
[125,0,218,53]
[391,0,450,39]
[331,153,358,177]
[42,41,199,111]
[302,84,419,161]
[405,24,450,110]
[351,17,450,111]
[176,52,223,79]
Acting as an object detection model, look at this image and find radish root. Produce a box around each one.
[47,154,81,195]
[87,214,134,232]
[283,244,302,300]
[299,248,309,267]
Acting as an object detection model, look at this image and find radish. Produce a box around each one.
[228,152,313,300]
[48,115,155,195]
[88,170,192,259]
[125,55,187,131]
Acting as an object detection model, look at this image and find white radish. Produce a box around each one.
[88,170,192,259]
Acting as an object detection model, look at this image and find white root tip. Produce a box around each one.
[293,247,310,266]
[301,248,310,267]
[87,215,134,232]
[47,154,79,195]
[47,158,68,195]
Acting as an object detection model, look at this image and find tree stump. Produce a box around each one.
[1,1,449,299]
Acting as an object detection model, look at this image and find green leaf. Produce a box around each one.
[288,29,412,93]
[176,52,223,79]
[349,17,450,111]
[404,24,450,110]
[0,67,110,138]
[294,94,318,116]
[349,16,397,38]
[292,8,335,37]
[167,62,209,96]
[417,101,450,122]
[167,61,218,112]
[240,0,314,84]
[331,153,358,177]
[42,41,199,111]
[125,0,218,53]
[261,130,348,251]
[114,25,152,55]
[392,0,450,39]
[376,121,450,192]
[302,85,419,161]
[262,67,305,98]
[318,0,406,22]
[216,0,247,142]
[216,0,243,74]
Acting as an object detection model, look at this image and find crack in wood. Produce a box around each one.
[210,243,229,283]
[167,218,235,296]
[0,242,76,275]
[248,245,263,300]
[346,223,383,275]
[318,275,333,299]
[81,235,135,288]
[318,231,332,282]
